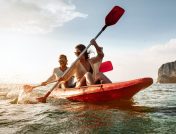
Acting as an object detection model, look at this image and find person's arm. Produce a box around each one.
[90,39,104,64]
[60,60,78,82]
[46,74,56,83]
[41,69,56,86]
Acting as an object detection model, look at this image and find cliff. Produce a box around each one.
[157,61,176,83]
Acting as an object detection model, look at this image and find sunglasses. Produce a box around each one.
[74,51,81,56]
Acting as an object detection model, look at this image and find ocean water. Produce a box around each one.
[0,83,176,134]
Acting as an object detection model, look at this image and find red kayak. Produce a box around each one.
[50,77,153,103]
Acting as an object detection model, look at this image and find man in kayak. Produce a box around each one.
[60,39,111,88]
[10,54,73,104]
[41,54,74,88]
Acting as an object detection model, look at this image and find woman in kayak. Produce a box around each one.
[61,39,111,88]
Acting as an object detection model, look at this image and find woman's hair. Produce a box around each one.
[75,44,90,59]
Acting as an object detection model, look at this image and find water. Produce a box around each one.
[0,83,176,134]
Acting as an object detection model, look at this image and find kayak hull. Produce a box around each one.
[50,77,153,103]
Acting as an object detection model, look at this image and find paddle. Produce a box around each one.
[23,61,113,92]
[99,61,113,72]
[37,6,125,103]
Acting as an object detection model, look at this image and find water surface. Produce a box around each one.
[0,83,176,134]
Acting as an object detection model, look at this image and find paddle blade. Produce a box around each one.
[105,6,125,26]
[99,61,113,73]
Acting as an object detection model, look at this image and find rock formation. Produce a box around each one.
[157,61,176,83]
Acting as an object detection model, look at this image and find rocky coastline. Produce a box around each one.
[157,61,176,83]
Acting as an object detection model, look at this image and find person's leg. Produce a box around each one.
[84,72,94,85]
[95,73,112,84]
[76,72,94,87]
[67,76,76,88]
[76,76,86,88]
[56,82,66,89]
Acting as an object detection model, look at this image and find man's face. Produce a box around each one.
[59,57,67,66]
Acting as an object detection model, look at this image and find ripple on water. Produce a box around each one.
[0,83,176,133]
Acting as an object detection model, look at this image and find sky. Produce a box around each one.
[0,0,176,84]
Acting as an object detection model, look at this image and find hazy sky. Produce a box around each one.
[0,0,176,83]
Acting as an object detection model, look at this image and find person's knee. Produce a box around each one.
[95,72,112,84]
[84,72,92,78]
[84,72,94,85]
